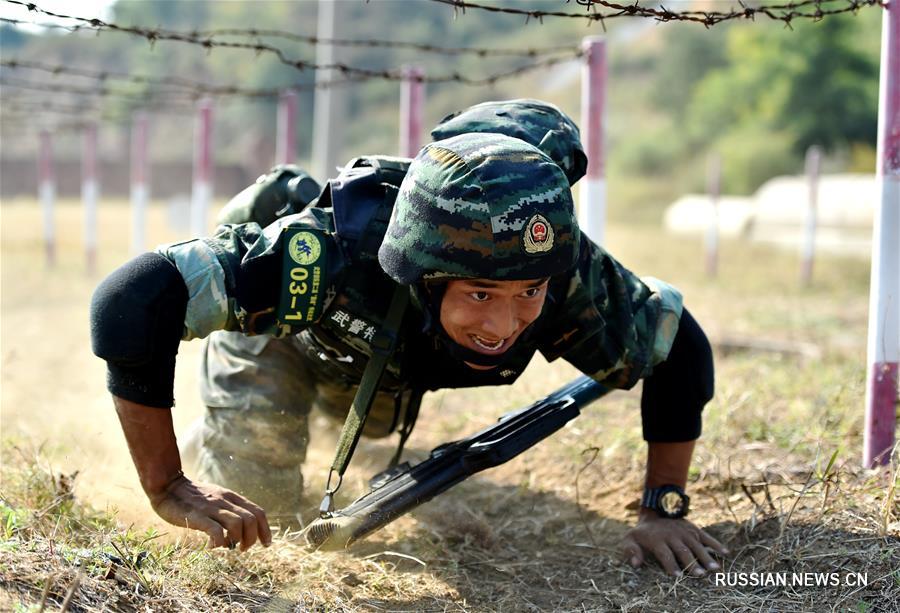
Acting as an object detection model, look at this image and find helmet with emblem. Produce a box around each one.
[378,132,581,285]
[430,99,587,186]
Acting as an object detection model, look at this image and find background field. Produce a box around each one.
[1,196,897,611]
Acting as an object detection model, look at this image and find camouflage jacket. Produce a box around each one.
[157,159,682,394]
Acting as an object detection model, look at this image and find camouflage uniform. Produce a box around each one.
[168,108,680,519]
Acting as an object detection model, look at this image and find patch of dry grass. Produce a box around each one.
[2,200,898,611]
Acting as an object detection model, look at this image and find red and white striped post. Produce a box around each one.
[130,112,150,255]
[38,129,55,267]
[705,152,721,278]
[399,65,425,158]
[82,122,99,274]
[276,89,298,165]
[863,3,900,468]
[579,36,606,245]
[191,98,214,237]
[800,145,821,285]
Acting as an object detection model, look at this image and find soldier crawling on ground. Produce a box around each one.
[90,100,728,577]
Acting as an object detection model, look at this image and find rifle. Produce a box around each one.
[303,375,609,550]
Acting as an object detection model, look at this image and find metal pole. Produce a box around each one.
[82,122,99,275]
[277,89,298,165]
[131,112,149,255]
[800,146,821,285]
[312,0,344,181]
[191,97,214,237]
[399,65,425,158]
[863,3,900,468]
[705,152,721,278]
[579,36,606,245]
[38,129,55,267]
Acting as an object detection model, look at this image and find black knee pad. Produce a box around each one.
[90,252,188,406]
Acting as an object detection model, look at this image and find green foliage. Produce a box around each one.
[688,18,878,156]
[649,23,732,120]
[0,1,885,219]
[711,122,800,194]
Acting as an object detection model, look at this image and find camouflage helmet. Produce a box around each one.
[430,99,587,185]
[378,133,581,285]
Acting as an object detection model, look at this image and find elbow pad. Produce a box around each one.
[640,308,714,442]
[90,252,188,407]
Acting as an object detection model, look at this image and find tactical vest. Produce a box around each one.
[313,155,411,263]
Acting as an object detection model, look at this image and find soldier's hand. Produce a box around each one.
[621,512,728,577]
[148,473,272,551]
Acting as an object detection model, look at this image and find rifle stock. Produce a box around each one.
[303,375,609,550]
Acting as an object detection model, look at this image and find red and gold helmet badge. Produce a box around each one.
[523,214,555,254]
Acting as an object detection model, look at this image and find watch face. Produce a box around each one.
[659,491,686,516]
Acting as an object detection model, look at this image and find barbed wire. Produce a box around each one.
[1,91,197,117]
[0,59,365,98]
[0,117,94,134]
[0,9,579,57]
[2,97,104,116]
[0,78,207,125]
[430,0,883,27]
[1,2,583,85]
[184,28,578,58]
[0,77,296,121]
[0,75,188,102]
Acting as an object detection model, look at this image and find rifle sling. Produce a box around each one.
[388,386,424,469]
[320,284,409,515]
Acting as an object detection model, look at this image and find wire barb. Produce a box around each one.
[0,1,583,87]
[428,0,883,25]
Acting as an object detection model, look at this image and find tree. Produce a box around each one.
[686,16,878,155]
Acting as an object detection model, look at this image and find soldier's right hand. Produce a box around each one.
[148,473,272,551]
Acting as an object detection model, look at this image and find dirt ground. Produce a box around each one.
[2,198,898,612]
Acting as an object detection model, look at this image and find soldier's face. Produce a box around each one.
[439,278,550,370]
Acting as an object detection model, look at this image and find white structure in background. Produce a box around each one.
[663,174,876,257]
[663,195,755,238]
[752,174,876,257]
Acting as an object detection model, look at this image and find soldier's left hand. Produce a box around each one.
[621,512,728,577]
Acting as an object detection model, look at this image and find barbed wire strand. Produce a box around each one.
[1,2,583,85]
[0,78,303,121]
[0,75,191,102]
[430,0,882,28]
[0,9,579,57]
[187,27,579,58]
[1,92,196,117]
[0,59,368,98]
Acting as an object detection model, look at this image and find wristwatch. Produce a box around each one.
[641,484,690,519]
